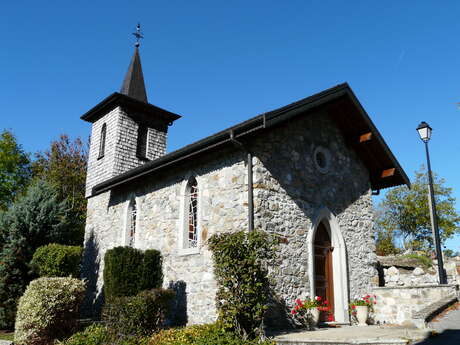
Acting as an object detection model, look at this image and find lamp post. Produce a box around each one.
[416,121,447,284]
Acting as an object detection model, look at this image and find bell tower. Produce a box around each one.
[81,24,181,197]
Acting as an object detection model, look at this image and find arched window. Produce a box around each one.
[127,198,137,247]
[186,177,198,248]
[98,123,107,159]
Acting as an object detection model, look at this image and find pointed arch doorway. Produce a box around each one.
[314,222,334,317]
[307,208,350,324]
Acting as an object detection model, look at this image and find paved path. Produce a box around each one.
[414,306,460,344]
[273,325,431,344]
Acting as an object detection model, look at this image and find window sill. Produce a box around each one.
[177,247,200,256]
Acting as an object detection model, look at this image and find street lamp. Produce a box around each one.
[416,121,447,284]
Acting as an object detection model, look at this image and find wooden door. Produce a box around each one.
[314,222,334,319]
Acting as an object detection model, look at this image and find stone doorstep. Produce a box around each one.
[273,326,431,345]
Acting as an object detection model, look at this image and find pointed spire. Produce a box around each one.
[120,24,148,103]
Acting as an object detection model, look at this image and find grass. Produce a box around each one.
[0,331,14,341]
[402,253,433,268]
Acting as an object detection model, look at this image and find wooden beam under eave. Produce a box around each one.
[359,132,372,143]
[381,168,395,178]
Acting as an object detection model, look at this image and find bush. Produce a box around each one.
[15,277,86,345]
[104,247,163,300]
[102,288,175,337]
[60,324,149,345]
[149,323,276,345]
[208,231,277,339]
[31,244,83,278]
[0,180,75,329]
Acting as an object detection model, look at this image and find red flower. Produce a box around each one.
[324,300,328,305]
[296,298,303,306]
[295,305,300,311]
[351,305,356,309]
[327,314,335,322]
[315,296,322,301]
[291,309,297,315]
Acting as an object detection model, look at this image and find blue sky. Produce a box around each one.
[1,1,459,250]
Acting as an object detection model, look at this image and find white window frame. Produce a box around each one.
[122,196,139,247]
[178,176,202,256]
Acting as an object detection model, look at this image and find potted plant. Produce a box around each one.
[349,295,376,326]
[291,296,332,330]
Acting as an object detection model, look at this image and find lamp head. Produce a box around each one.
[417,121,432,143]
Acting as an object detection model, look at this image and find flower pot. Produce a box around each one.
[307,307,320,327]
[355,306,368,326]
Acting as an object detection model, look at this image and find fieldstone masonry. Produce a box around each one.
[82,108,379,326]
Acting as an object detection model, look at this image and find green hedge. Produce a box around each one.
[61,324,149,345]
[208,231,277,339]
[102,288,175,337]
[149,323,276,345]
[104,247,163,300]
[31,244,83,278]
[15,277,86,345]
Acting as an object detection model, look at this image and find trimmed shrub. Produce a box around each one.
[149,323,276,345]
[31,244,83,278]
[102,288,175,337]
[61,324,149,345]
[15,277,86,345]
[208,231,277,339]
[104,246,163,300]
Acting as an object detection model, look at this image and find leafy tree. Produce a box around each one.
[0,129,31,211]
[32,134,88,244]
[0,180,73,328]
[376,166,460,251]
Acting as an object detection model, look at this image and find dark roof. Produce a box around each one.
[120,47,148,103]
[80,92,181,126]
[91,83,410,196]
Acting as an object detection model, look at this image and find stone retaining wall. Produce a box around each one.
[372,284,459,326]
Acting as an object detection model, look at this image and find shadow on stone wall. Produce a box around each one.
[168,280,188,326]
[265,290,296,330]
[81,231,104,319]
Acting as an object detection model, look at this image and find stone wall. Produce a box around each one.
[251,110,376,325]
[82,149,248,324]
[82,108,377,325]
[379,256,460,287]
[373,285,459,326]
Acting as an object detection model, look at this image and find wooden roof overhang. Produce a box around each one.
[324,90,410,191]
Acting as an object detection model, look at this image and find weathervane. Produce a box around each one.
[132,23,144,47]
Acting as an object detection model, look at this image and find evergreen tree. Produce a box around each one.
[0,180,73,328]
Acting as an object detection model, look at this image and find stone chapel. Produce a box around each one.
[81,44,410,326]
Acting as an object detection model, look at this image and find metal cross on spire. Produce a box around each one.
[132,23,144,47]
